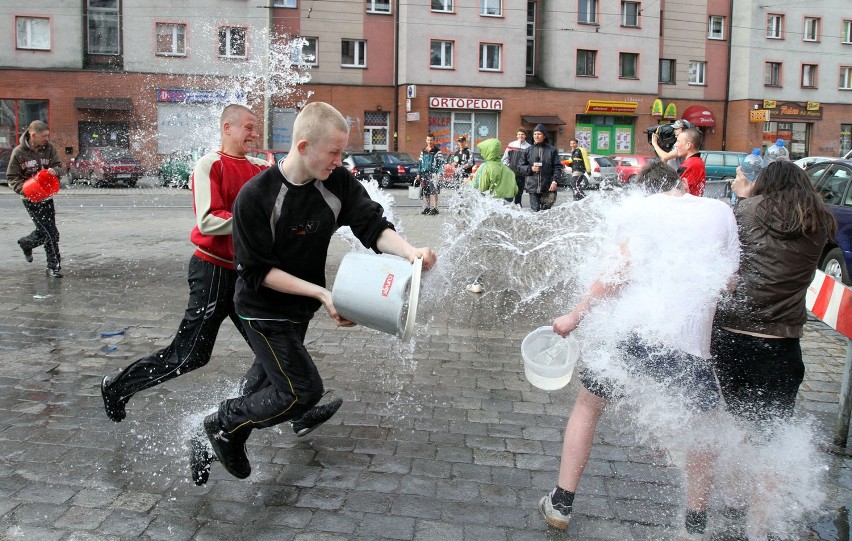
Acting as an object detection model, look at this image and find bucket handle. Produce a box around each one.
[400,257,423,341]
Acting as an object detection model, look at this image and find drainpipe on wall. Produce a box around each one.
[393,0,400,151]
[721,0,734,150]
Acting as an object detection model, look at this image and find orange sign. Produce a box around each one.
[750,110,770,122]
[584,100,638,115]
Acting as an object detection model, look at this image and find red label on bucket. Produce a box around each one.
[382,274,394,297]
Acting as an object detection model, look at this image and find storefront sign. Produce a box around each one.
[406,112,420,121]
[428,97,503,110]
[156,89,245,104]
[771,101,823,121]
[663,103,677,120]
[651,99,663,117]
[763,99,777,109]
[584,100,638,115]
[807,101,820,111]
[750,109,770,123]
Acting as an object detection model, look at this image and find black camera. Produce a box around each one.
[646,120,691,153]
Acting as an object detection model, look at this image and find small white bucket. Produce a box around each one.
[408,185,422,200]
[331,252,422,341]
[521,326,579,390]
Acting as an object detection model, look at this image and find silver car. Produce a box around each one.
[587,154,618,188]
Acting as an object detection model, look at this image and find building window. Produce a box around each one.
[273,0,297,6]
[708,15,725,40]
[841,124,852,156]
[218,27,246,59]
[621,2,639,27]
[843,20,852,44]
[764,61,782,86]
[432,0,453,12]
[294,37,317,66]
[766,14,783,39]
[479,43,501,71]
[481,0,501,16]
[841,66,852,90]
[803,17,819,42]
[341,39,366,67]
[526,1,535,76]
[156,23,185,56]
[430,40,453,69]
[802,64,817,88]
[87,0,120,55]
[0,99,49,150]
[689,61,706,85]
[619,52,638,78]
[659,58,675,84]
[577,49,596,76]
[579,0,598,24]
[16,16,50,51]
[366,0,390,14]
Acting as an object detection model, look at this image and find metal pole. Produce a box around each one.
[833,338,852,448]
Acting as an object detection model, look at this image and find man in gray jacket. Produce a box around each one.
[6,121,64,277]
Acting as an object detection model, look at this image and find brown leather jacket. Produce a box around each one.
[715,194,829,338]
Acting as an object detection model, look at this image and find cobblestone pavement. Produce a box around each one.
[0,181,849,540]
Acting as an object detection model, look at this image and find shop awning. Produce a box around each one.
[682,105,716,127]
[74,97,133,111]
[521,115,566,125]
[584,100,638,115]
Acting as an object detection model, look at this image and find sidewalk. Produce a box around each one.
[0,186,849,540]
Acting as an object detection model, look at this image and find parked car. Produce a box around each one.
[612,154,658,183]
[369,151,419,188]
[341,152,382,182]
[794,156,833,170]
[246,149,288,166]
[556,152,616,188]
[700,150,747,182]
[805,159,852,284]
[0,147,11,185]
[68,147,144,187]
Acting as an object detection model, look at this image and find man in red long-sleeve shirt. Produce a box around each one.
[675,128,707,197]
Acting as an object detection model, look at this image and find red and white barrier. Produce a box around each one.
[806,269,852,339]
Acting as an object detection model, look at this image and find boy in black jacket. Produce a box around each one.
[201,102,437,480]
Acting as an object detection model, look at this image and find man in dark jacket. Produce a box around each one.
[517,124,562,211]
[6,121,64,277]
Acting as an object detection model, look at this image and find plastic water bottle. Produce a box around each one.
[765,139,789,163]
[742,148,764,181]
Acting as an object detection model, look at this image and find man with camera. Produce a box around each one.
[650,119,691,169]
[673,128,706,197]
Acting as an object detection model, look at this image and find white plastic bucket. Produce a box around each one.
[331,252,422,341]
[521,326,579,390]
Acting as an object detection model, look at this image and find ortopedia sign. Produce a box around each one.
[429,97,503,110]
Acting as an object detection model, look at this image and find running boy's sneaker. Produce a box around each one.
[203,414,251,479]
[291,398,343,437]
[17,240,32,263]
[100,375,126,422]
[189,436,214,486]
[45,267,63,278]
[538,494,572,530]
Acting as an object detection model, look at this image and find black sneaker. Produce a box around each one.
[291,398,343,437]
[421,208,431,215]
[100,375,126,422]
[189,435,215,486]
[45,267,63,278]
[17,240,32,263]
[430,208,440,215]
[203,414,251,479]
[539,494,571,530]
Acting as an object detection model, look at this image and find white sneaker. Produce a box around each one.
[538,495,571,530]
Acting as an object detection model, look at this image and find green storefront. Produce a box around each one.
[576,100,638,155]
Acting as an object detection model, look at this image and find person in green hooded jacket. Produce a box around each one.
[473,138,518,203]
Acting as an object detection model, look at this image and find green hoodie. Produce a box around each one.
[474,138,518,199]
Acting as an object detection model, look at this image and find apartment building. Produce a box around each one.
[1,1,849,172]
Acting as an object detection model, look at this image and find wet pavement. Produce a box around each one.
[0,178,850,540]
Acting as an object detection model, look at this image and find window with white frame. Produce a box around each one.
[803,17,819,42]
[87,0,120,55]
[156,23,186,56]
[16,16,50,50]
[579,0,598,24]
[708,15,725,39]
[218,27,246,58]
[432,0,453,12]
[619,52,638,78]
[621,2,639,27]
[844,20,852,44]
[766,14,783,39]
[481,0,501,16]
[479,43,501,71]
[273,0,297,7]
[341,39,366,67]
[366,0,391,14]
[764,61,782,86]
[688,61,706,85]
[802,64,817,88]
[577,49,596,76]
[430,40,453,69]
[841,66,852,90]
[294,37,317,66]
[659,58,675,84]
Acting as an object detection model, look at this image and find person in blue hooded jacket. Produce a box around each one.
[473,138,518,202]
